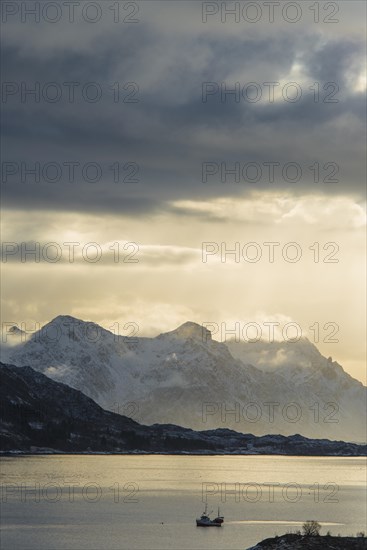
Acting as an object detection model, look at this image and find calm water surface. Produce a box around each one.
[0,455,366,549]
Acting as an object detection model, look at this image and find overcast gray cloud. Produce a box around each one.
[2,1,366,215]
[1,1,366,383]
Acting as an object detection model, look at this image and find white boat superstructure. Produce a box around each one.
[196,505,224,527]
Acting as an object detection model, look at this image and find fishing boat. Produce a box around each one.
[213,507,224,524]
[196,505,224,527]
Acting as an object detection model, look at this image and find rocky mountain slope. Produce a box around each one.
[1,362,366,455]
[2,316,366,441]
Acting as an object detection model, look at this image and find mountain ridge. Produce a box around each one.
[1,362,366,455]
[2,315,366,442]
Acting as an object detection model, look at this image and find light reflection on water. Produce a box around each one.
[0,455,366,549]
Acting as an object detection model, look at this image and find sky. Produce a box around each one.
[1,1,366,383]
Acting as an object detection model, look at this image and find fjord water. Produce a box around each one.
[1,455,365,550]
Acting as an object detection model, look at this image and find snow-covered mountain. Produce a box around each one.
[3,362,365,455]
[2,315,366,441]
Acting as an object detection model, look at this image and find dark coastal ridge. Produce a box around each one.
[4,316,366,442]
[247,533,367,549]
[1,363,366,456]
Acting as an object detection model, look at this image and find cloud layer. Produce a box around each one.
[2,1,366,215]
[1,1,366,382]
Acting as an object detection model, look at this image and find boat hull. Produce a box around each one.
[196,520,222,527]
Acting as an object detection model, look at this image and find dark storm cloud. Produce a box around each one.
[1,7,366,215]
[302,38,364,85]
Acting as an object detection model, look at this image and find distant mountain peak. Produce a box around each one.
[49,314,84,325]
[160,321,212,342]
[8,325,25,335]
[6,315,366,442]
[44,315,104,334]
[26,315,112,348]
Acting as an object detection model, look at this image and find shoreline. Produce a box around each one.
[1,450,366,457]
[247,533,367,549]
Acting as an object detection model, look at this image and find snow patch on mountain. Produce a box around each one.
[5,316,366,442]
